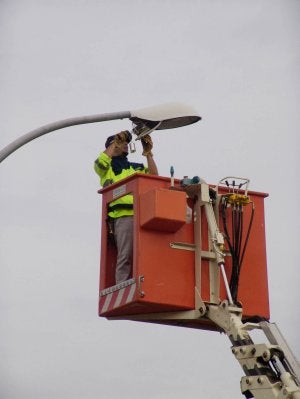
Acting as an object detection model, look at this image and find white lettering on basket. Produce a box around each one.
[113,185,126,199]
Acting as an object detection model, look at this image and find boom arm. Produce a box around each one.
[201,179,300,399]
[207,300,300,399]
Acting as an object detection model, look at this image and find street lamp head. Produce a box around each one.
[129,102,201,136]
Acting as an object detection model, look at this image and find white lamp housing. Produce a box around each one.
[130,102,201,130]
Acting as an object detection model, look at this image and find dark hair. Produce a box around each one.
[105,135,115,148]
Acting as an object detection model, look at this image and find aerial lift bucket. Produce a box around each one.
[97,174,269,331]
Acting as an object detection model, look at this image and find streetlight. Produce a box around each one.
[0,102,201,163]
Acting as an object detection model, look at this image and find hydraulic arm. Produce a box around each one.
[207,300,300,399]
[199,178,300,399]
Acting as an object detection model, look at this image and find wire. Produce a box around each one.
[220,196,255,303]
[240,202,255,267]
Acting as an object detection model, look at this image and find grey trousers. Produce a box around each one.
[114,216,133,284]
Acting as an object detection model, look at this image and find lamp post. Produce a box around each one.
[0,102,201,163]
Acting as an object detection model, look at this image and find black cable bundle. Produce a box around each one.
[221,196,255,303]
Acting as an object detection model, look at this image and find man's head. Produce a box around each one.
[105,130,132,156]
[105,135,116,149]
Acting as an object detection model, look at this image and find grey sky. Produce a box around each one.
[0,1,299,398]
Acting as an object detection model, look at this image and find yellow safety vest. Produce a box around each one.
[94,152,148,218]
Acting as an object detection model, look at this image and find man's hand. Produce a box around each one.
[114,131,131,148]
[141,134,153,156]
[105,130,132,157]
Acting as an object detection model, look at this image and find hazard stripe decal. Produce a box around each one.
[99,279,137,314]
[114,289,124,308]
[127,283,136,303]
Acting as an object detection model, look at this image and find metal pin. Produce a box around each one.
[170,166,174,187]
[129,142,136,153]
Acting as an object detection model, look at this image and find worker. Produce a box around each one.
[94,130,158,285]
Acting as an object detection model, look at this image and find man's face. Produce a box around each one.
[114,142,128,156]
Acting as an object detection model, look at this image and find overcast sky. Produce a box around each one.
[0,1,299,398]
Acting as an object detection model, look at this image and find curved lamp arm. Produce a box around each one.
[0,111,131,163]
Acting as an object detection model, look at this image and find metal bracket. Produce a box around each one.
[170,242,217,260]
[137,275,145,297]
[195,286,207,316]
[100,278,136,296]
[206,300,247,341]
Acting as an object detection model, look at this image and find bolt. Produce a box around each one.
[263,351,268,359]
[245,378,252,385]
[240,347,246,355]
[257,377,264,384]
[251,348,256,355]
